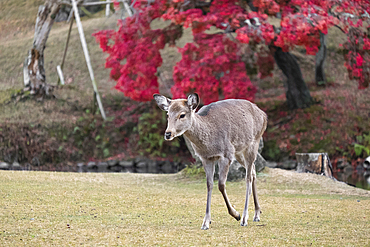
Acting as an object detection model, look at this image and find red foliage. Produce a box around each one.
[343,28,370,89]
[172,33,256,104]
[94,0,370,103]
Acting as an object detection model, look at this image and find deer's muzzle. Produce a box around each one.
[165,132,172,140]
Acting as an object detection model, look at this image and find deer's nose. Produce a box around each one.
[165,132,172,140]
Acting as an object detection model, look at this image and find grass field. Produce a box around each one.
[1,0,370,164]
[1,168,369,246]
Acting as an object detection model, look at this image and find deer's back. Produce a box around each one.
[196,99,267,151]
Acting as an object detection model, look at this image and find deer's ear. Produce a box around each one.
[187,93,199,111]
[153,94,171,111]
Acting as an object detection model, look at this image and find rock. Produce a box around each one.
[109,165,124,172]
[174,162,186,172]
[160,161,173,173]
[0,162,10,170]
[107,160,123,172]
[336,158,350,170]
[119,161,134,168]
[87,162,97,171]
[135,161,147,168]
[258,138,264,153]
[97,162,108,172]
[227,161,246,181]
[265,161,278,168]
[107,160,118,166]
[77,163,84,173]
[281,160,297,170]
[255,153,266,172]
[147,161,158,173]
[134,157,146,163]
[12,162,22,170]
[213,140,266,181]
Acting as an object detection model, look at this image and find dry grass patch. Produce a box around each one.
[0,15,120,125]
[0,168,369,246]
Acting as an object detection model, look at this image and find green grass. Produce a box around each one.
[0,168,369,246]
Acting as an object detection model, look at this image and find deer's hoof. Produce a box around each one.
[201,220,211,230]
[253,217,260,222]
[240,221,248,227]
[201,225,209,230]
[235,213,241,221]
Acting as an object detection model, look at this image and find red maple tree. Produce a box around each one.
[93,0,370,104]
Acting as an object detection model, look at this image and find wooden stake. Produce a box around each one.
[57,12,74,85]
[71,0,106,120]
[56,65,65,85]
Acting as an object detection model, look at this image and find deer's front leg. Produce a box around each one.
[201,160,215,230]
[218,157,240,221]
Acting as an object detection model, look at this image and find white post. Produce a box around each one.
[105,2,110,17]
[56,65,65,85]
[123,0,133,16]
[71,0,106,120]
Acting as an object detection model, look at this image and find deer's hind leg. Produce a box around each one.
[218,157,240,221]
[251,164,261,222]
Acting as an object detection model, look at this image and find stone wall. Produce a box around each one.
[0,158,185,174]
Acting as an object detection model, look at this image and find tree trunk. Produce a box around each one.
[315,32,327,85]
[296,153,333,178]
[272,46,314,109]
[23,0,61,96]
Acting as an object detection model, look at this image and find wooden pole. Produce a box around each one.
[71,0,106,120]
[57,12,74,85]
[123,1,133,16]
[105,2,110,17]
[61,0,127,7]
[57,65,65,85]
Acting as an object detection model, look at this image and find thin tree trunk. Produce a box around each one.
[315,32,327,85]
[272,46,314,109]
[23,0,61,96]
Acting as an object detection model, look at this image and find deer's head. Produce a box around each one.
[154,93,199,141]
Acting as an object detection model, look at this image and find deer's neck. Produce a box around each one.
[183,114,209,146]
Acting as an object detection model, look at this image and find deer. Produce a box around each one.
[153,93,267,230]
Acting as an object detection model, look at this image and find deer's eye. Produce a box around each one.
[179,114,186,119]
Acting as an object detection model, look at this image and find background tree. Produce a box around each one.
[23,0,107,97]
[23,0,61,96]
[94,0,370,108]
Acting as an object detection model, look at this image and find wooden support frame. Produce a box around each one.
[57,0,135,120]
[57,11,74,85]
[60,0,133,17]
[61,0,129,7]
[105,2,110,17]
[71,0,106,120]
